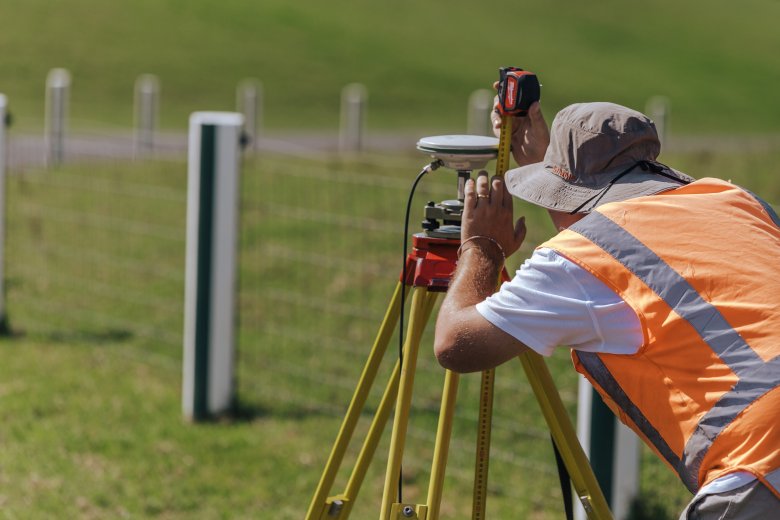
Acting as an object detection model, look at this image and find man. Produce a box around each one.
[433,101,780,519]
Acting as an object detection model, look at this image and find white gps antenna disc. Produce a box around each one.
[417,135,499,171]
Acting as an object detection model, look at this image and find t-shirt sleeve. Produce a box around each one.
[475,248,642,357]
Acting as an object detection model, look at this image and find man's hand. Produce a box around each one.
[491,86,550,168]
[431,171,530,373]
[462,171,527,260]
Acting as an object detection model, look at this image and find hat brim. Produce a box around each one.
[505,161,695,213]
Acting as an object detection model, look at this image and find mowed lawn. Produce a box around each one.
[0,0,778,134]
[0,146,778,518]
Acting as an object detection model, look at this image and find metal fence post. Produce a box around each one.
[646,96,670,149]
[45,68,70,168]
[339,83,367,153]
[468,89,493,136]
[134,74,160,158]
[0,94,9,333]
[182,111,244,421]
[575,376,640,520]
[236,79,262,154]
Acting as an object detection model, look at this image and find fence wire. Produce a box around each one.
[4,129,585,518]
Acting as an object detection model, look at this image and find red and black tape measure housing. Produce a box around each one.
[497,67,541,116]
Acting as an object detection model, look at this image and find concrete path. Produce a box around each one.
[6,129,779,172]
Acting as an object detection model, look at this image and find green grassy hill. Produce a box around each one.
[1,0,779,133]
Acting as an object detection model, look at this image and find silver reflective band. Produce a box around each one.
[570,212,762,377]
[575,351,689,488]
[682,356,780,491]
[569,208,779,493]
[766,466,780,491]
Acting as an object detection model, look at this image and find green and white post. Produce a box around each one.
[0,94,9,333]
[576,375,641,520]
[182,112,244,421]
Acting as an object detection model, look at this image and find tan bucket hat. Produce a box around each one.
[505,102,694,213]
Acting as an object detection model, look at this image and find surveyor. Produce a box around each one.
[433,100,780,518]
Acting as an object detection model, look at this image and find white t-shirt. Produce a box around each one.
[476,247,755,497]
[476,247,643,357]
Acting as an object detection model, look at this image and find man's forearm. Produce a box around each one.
[442,245,503,314]
[434,243,503,364]
[433,172,529,372]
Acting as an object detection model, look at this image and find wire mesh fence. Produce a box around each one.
[3,128,581,517]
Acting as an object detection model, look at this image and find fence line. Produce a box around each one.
[4,114,694,517]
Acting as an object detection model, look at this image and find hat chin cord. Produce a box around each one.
[567,160,691,215]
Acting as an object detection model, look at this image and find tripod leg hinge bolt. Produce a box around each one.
[327,499,344,516]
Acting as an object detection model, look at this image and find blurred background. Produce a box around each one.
[0,0,778,518]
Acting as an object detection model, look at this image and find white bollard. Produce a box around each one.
[339,83,367,153]
[236,79,262,154]
[134,74,160,157]
[45,68,71,168]
[182,112,244,421]
[0,95,8,332]
[646,96,670,149]
[575,376,641,520]
[467,89,494,136]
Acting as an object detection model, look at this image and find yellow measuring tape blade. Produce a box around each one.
[495,116,513,177]
[472,115,513,519]
[471,368,495,520]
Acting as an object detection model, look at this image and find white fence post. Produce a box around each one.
[646,96,670,149]
[182,111,244,421]
[575,376,641,520]
[45,68,70,168]
[339,83,367,153]
[134,74,160,157]
[236,79,262,154]
[468,89,493,136]
[0,95,9,333]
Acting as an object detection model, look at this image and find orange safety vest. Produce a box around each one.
[542,178,780,497]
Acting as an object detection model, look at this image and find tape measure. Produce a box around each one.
[495,67,541,177]
[472,67,542,519]
[472,368,495,520]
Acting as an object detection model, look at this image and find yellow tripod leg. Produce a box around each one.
[519,352,613,520]
[305,282,407,520]
[380,287,439,520]
[339,357,402,517]
[426,369,460,520]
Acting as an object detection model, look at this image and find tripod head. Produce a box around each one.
[416,135,499,239]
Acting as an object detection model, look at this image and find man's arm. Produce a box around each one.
[434,245,530,372]
[433,173,530,373]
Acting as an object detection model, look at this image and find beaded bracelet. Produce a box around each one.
[456,235,505,260]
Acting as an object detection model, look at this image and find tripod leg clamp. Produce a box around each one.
[389,503,429,519]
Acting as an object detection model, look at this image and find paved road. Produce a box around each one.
[6,129,780,172]
[5,130,423,172]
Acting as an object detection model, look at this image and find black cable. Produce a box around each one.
[551,434,574,520]
[397,159,442,504]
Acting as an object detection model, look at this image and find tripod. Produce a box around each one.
[304,229,613,519]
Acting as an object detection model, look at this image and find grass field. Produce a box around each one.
[1,0,779,133]
[1,1,779,517]
[1,146,777,518]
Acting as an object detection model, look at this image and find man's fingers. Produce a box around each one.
[464,178,476,206]
[515,216,527,244]
[528,101,544,123]
[491,176,507,206]
[476,170,490,199]
[499,176,513,207]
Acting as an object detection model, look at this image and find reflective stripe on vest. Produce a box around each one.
[568,193,780,493]
[768,467,780,491]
